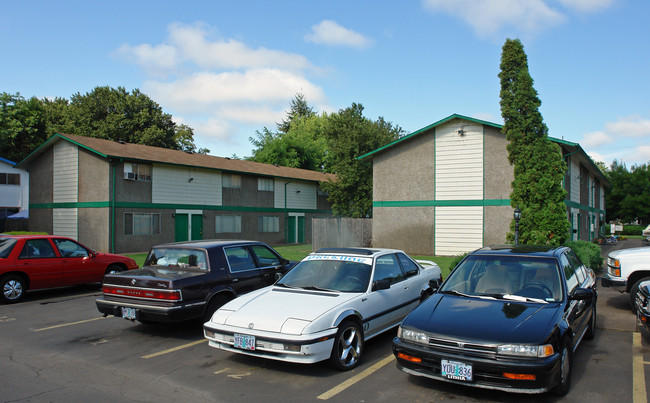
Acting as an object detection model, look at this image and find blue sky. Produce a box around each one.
[2,0,649,167]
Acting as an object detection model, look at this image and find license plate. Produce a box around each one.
[441,359,473,381]
[234,334,256,350]
[121,307,136,320]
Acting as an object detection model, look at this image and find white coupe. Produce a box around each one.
[203,247,442,370]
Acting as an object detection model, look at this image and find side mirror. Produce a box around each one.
[570,287,593,301]
[405,269,418,278]
[373,279,391,291]
[274,272,284,281]
[428,278,440,291]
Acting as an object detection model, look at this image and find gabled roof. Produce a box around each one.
[16,133,335,183]
[358,113,610,187]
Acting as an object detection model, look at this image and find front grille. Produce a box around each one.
[427,337,498,358]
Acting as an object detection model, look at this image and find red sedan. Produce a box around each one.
[0,235,138,303]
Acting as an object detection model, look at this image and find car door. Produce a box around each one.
[250,244,286,285]
[52,238,99,285]
[17,238,65,289]
[363,253,415,337]
[223,245,265,294]
[560,253,590,340]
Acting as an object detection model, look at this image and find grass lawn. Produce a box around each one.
[125,244,458,278]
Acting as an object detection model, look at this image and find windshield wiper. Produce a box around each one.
[440,289,472,298]
[303,286,338,293]
[484,293,548,304]
[275,283,302,290]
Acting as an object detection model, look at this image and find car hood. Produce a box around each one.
[404,293,561,344]
[609,247,650,259]
[219,287,360,333]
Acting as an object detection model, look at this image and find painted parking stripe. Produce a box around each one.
[317,354,395,400]
[633,332,647,403]
[33,316,107,332]
[141,339,207,359]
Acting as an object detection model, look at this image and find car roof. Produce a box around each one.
[0,234,70,240]
[151,239,267,249]
[472,244,569,258]
[312,247,404,258]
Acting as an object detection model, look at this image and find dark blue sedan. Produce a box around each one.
[392,245,597,396]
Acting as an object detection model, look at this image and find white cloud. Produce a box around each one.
[305,20,372,48]
[580,130,611,148]
[604,116,650,138]
[422,0,614,37]
[115,22,329,155]
[580,116,650,167]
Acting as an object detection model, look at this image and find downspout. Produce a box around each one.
[284,181,293,243]
[111,160,118,253]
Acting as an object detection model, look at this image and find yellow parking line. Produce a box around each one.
[317,354,395,400]
[633,332,647,403]
[33,316,107,332]
[141,339,207,359]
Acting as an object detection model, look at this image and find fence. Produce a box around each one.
[312,218,372,250]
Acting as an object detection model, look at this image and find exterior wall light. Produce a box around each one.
[514,206,521,246]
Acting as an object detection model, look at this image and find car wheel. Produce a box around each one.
[105,264,124,275]
[630,278,650,313]
[585,305,596,340]
[203,295,230,322]
[1,274,27,304]
[329,320,363,371]
[552,343,573,396]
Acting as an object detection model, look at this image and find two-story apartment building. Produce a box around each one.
[359,114,609,256]
[0,157,29,232]
[16,134,334,253]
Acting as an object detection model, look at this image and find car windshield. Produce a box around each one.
[0,238,17,258]
[277,257,372,293]
[441,255,562,302]
[144,248,208,271]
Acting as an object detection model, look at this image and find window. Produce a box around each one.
[0,173,20,185]
[258,216,279,233]
[258,177,274,191]
[397,253,419,275]
[133,164,152,181]
[124,213,161,235]
[560,254,579,295]
[374,254,405,285]
[251,245,281,267]
[223,174,241,189]
[19,239,56,258]
[215,215,241,233]
[53,239,89,258]
[225,246,257,272]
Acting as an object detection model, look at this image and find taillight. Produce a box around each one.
[102,285,181,301]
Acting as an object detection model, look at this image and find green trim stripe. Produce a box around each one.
[29,201,331,215]
[374,199,511,207]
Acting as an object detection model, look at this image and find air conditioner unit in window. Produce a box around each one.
[124,171,136,180]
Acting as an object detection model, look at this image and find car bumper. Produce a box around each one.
[96,297,205,323]
[392,337,561,394]
[636,291,650,332]
[601,275,626,292]
[203,323,336,364]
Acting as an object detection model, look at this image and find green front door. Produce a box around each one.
[287,216,296,243]
[191,214,203,240]
[175,214,189,242]
[298,216,305,243]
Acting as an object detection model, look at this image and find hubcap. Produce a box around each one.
[3,280,23,300]
[338,327,361,367]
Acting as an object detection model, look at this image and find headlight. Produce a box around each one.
[497,344,554,358]
[398,326,429,345]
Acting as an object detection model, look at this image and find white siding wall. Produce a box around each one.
[53,141,78,203]
[0,161,28,210]
[435,122,483,200]
[152,165,221,205]
[434,121,484,255]
[53,141,78,239]
[274,179,317,209]
[435,206,483,255]
[570,158,580,204]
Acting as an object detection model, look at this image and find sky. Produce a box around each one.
[2,0,649,168]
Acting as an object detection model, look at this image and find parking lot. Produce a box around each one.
[1,243,648,402]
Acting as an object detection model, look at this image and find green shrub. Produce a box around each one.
[563,240,603,273]
[447,253,468,273]
[619,224,645,236]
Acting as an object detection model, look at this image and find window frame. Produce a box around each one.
[124,212,161,235]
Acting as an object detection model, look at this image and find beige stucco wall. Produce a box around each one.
[483,126,515,244]
[373,132,435,202]
[373,206,436,255]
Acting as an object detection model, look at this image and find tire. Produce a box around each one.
[1,274,27,304]
[329,320,363,371]
[552,343,573,396]
[630,277,650,313]
[203,295,230,323]
[585,305,596,340]
[105,264,124,275]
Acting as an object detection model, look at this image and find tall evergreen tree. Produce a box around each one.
[276,93,316,133]
[499,39,569,245]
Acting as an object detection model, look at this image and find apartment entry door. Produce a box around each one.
[175,210,204,242]
[287,213,305,244]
